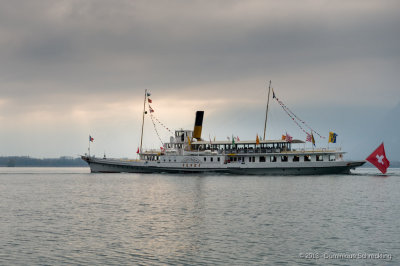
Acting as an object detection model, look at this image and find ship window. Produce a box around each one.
[317,155,323,161]
[204,157,206,162]
[260,156,266,162]
[218,157,220,162]
[329,155,336,161]
[281,156,288,162]
[211,157,213,162]
[304,155,311,162]
[293,156,300,162]
[270,156,277,162]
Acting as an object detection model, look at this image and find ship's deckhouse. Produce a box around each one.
[191,139,304,153]
[149,128,345,166]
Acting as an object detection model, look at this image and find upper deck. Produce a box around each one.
[151,129,343,157]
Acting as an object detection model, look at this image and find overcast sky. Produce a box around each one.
[0,0,399,159]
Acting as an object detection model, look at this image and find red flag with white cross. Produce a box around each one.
[366,143,390,174]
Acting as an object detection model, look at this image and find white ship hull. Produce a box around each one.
[82,156,365,175]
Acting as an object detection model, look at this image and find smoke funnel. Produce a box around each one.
[193,111,204,140]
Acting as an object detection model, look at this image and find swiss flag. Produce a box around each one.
[366,143,390,174]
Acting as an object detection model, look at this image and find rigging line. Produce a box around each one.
[273,96,325,138]
[152,115,174,135]
[147,102,174,135]
[278,99,325,138]
[146,101,164,145]
[276,99,309,135]
[149,113,164,145]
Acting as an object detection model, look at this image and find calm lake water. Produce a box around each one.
[1,167,399,265]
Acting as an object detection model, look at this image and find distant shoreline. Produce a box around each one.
[0,156,87,167]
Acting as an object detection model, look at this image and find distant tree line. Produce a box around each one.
[0,156,88,167]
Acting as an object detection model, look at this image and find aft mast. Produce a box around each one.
[263,80,272,141]
[139,89,147,154]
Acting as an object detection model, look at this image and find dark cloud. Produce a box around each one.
[0,0,399,157]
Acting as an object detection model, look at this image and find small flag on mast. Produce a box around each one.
[328,132,338,143]
[306,132,312,142]
[148,98,152,103]
[146,92,151,97]
[149,106,154,113]
[311,133,316,146]
[285,133,293,143]
[89,135,94,142]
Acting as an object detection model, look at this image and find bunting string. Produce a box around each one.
[149,113,164,145]
[276,98,309,136]
[274,94,326,139]
[145,97,174,146]
[151,114,174,134]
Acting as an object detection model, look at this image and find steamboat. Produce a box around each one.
[82,87,365,174]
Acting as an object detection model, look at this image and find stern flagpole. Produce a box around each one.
[263,80,272,140]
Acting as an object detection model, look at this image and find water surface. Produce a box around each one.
[1,167,399,265]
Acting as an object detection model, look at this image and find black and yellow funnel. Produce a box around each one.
[193,111,204,140]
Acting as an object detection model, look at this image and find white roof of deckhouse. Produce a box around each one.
[192,139,305,145]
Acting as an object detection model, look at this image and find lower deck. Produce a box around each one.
[82,156,365,175]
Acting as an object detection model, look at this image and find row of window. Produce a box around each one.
[159,155,336,163]
[228,155,336,163]
[203,157,221,162]
[160,157,222,163]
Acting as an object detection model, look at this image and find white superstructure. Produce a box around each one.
[82,120,364,175]
[82,88,365,174]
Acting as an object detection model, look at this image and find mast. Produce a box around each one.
[263,80,272,140]
[139,89,147,154]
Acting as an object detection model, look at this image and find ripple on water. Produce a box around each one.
[0,168,399,265]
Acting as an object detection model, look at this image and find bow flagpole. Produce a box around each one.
[139,89,148,154]
[88,135,94,156]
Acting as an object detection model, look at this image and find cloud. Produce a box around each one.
[0,0,399,157]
